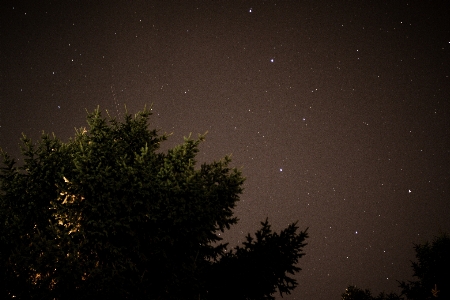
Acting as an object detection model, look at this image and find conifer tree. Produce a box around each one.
[0,107,308,299]
[399,233,450,300]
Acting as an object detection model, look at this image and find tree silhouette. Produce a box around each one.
[341,285,403,300]
[341,233,450,300]
[341,286,374,300]
[399,233,450,300]
[0,107,308,299]
[206,219,308,299]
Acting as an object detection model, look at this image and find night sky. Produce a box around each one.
[1,1,449,299]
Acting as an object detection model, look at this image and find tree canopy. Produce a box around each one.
[341,233,450,300]
[0,107,308,299]
[341,285,403,300]
[399,233,450,300]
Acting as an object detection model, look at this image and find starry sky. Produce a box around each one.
[1,1,449,299]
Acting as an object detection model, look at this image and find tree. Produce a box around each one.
[341,286,403,300]
[341,285,374,300]
[341,285,373,300]
[0,107,309,299]
[399,233,450,300]
[206,219,308,300]
[341,233,450,300]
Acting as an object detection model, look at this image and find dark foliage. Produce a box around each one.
[399,233,450,300]
[341,285,404,300]
[341,233,450,300]
[206,219,308,300]
[0,107,308,299]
